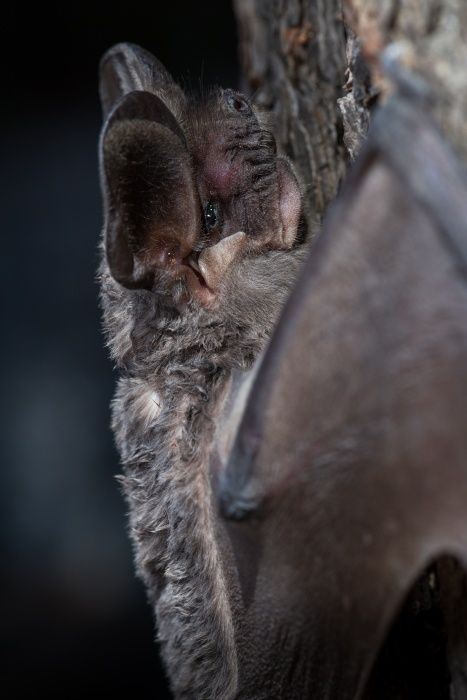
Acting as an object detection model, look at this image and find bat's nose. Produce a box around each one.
[223,89,253,116]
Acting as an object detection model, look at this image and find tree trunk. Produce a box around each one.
[234,0,349,231]
[234,0,467,219]
[345,0,467,163]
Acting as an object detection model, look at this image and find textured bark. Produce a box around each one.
[337,27,375,160]
[234,0,349,229]
[345,0,467,164]
[235,0,467,212]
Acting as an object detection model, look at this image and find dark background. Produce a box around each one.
[1,2,238,695]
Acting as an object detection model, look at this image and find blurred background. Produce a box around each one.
[1,2,238,694]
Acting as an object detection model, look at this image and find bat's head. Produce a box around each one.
[99,44,306,368]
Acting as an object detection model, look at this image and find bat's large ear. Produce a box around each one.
[99,42,185,120]
[276,158,302,248]
[99,87,200,290]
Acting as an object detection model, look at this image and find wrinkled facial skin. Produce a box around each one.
[189,90,281,248]
[180,88,300,305]
[100,44,303,313]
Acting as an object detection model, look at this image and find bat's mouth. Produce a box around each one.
[180,232,246,306]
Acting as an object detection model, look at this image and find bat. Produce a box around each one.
[98,42,307,699]
[98,43,467,699]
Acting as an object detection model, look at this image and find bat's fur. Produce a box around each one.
[99,43,307,699]
[100,250,305,698]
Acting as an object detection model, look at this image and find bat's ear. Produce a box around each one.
[99,42,185,120]
[99,89,200,290]
[276,158,302,248]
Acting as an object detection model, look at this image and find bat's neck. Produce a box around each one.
[113,349,248,698]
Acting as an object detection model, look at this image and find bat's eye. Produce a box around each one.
[204,201,220,230]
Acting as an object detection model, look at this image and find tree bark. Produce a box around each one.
[234,0,349,230]
[235,0,467,222]
[345,0,467,164]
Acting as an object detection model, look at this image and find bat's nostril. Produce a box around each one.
[225,89,251,114]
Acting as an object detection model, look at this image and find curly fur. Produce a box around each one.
[99,244,305,698]
[98,41,308,698]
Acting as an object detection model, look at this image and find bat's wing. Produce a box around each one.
[219,95,467,698]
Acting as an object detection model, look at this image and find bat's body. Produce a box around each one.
[99,43,467,700]
[99,43,306,698]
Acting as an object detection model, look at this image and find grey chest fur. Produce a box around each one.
[98,41,305,698]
